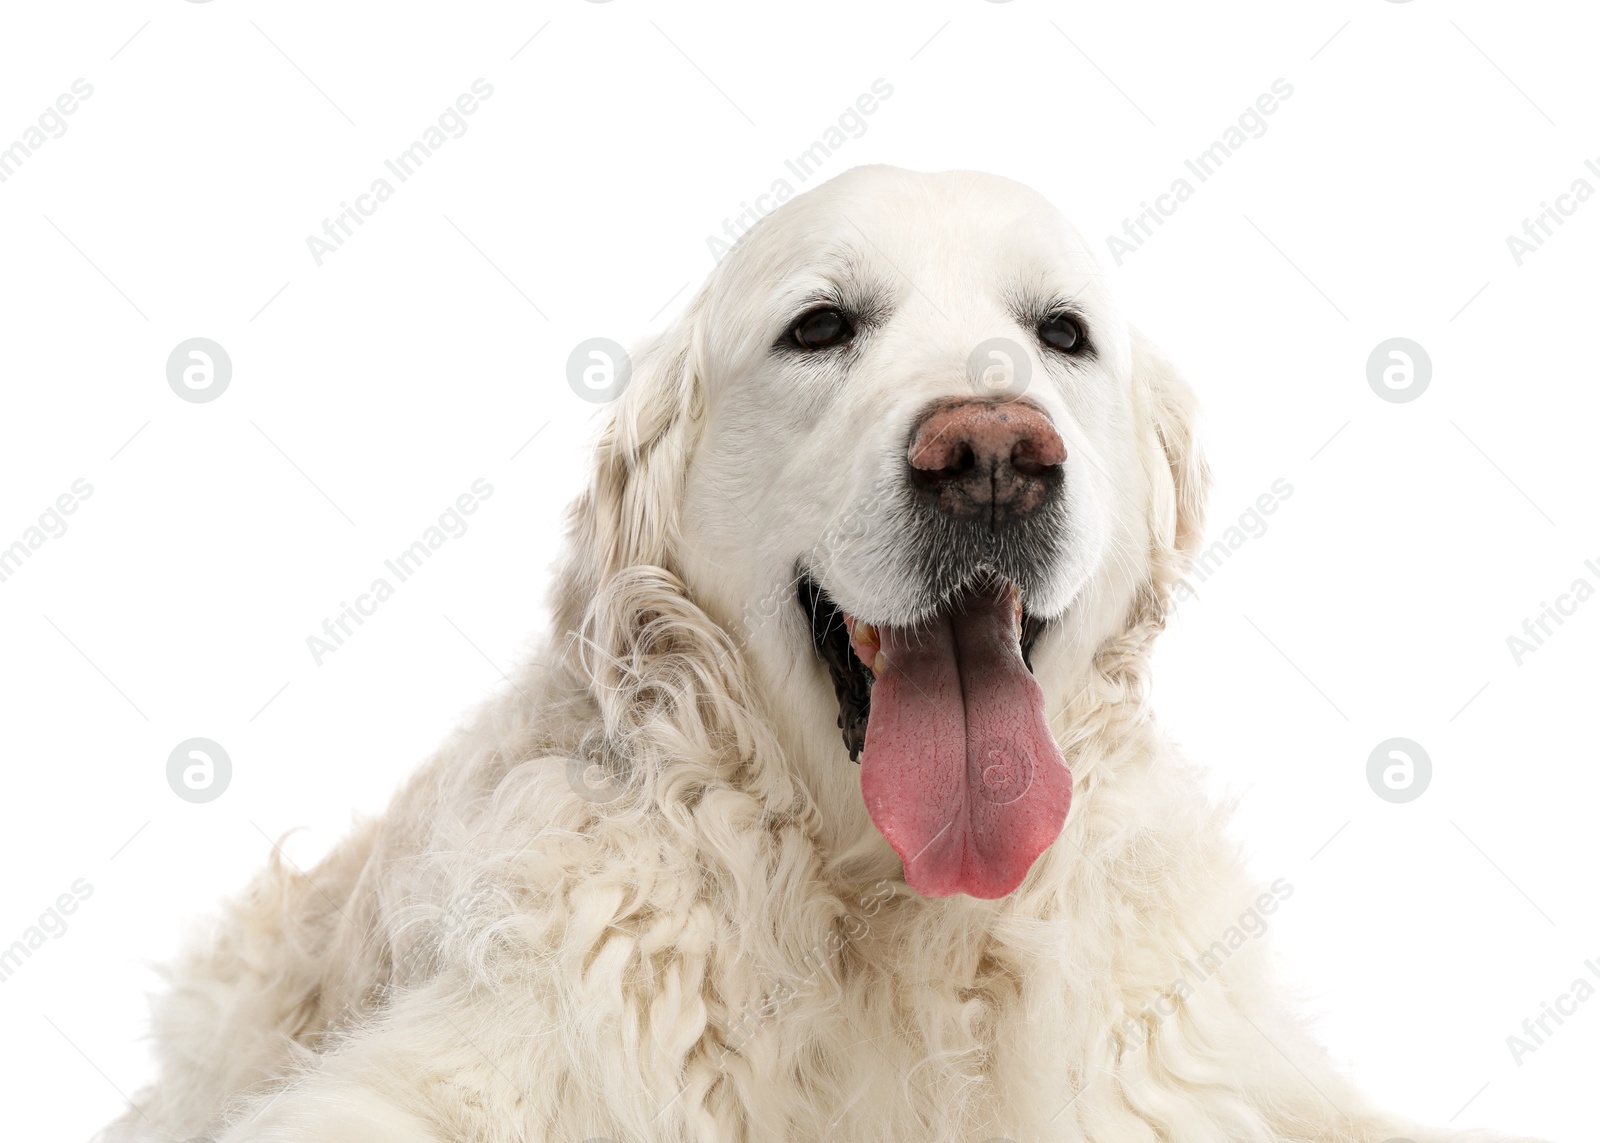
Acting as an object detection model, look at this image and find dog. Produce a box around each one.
[103,166,1542,1143]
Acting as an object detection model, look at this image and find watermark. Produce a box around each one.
[393,884,502,978]
[1504,158,1598,266]
[566,731,627,804]
[305,478,495,664]
[1366,337,1430,403]
[1114,879,1294,1051]
[1174,477,1293,602]
[1506,957,1600,1065]
[567,338,632,403]
[706,79,895,261]
[0,478,93,586]
[1366,738,1430,803]
[167,337,232,403]
[967,336,1032,399]
[740,466,901,645]
[0,879,94,984]
[0,79,93,186]
[1105,79,1294,266]
[305,80,495,266]
[1505,556,1599,665]
[719,879,896,1058]
[167,737,232,803]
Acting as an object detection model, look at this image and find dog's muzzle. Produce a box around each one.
[798,397,1075,902]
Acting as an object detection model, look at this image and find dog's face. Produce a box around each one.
[691,170,1135,627]
[594,167,1203,901]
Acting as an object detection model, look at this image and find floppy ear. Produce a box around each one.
[550,293,707,642]
[1129,326,1209,593]
[548,294,783,795]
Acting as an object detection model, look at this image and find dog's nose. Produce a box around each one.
[906,397,1066,522]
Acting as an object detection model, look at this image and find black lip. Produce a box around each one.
[798,569,1046,763]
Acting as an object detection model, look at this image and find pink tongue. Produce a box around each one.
[858,583,1072,898]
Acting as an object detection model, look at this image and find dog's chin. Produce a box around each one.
[798,569,1072,900]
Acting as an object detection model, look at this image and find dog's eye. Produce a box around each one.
[1037,312,1086,353]
[790,307,855,351]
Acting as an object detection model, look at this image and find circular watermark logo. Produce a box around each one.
[974,748,1034,806]
[167,737,232,803]
[1366,338,1430,404]
[967,336,1031,399]
[566,734,626,804]
[1366,738,1431,804]
[567,338,632,403]
[167,338,232,403]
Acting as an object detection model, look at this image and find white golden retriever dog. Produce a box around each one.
[106,167,1539,1143]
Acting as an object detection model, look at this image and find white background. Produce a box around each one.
[0,2,1594,1140]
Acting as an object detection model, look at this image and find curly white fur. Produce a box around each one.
[101,168,1541,1143]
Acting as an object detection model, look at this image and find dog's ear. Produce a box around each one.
[552,294,707,636]
[1129,326,1209,586]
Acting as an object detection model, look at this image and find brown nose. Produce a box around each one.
[907,397,1066,523]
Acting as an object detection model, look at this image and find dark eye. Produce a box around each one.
[790,307,855,351]
[1038,312,1086,353]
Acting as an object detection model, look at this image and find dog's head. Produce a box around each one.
[558,166,1206,900]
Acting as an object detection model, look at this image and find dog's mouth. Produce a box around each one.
[800,572,1073,899]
